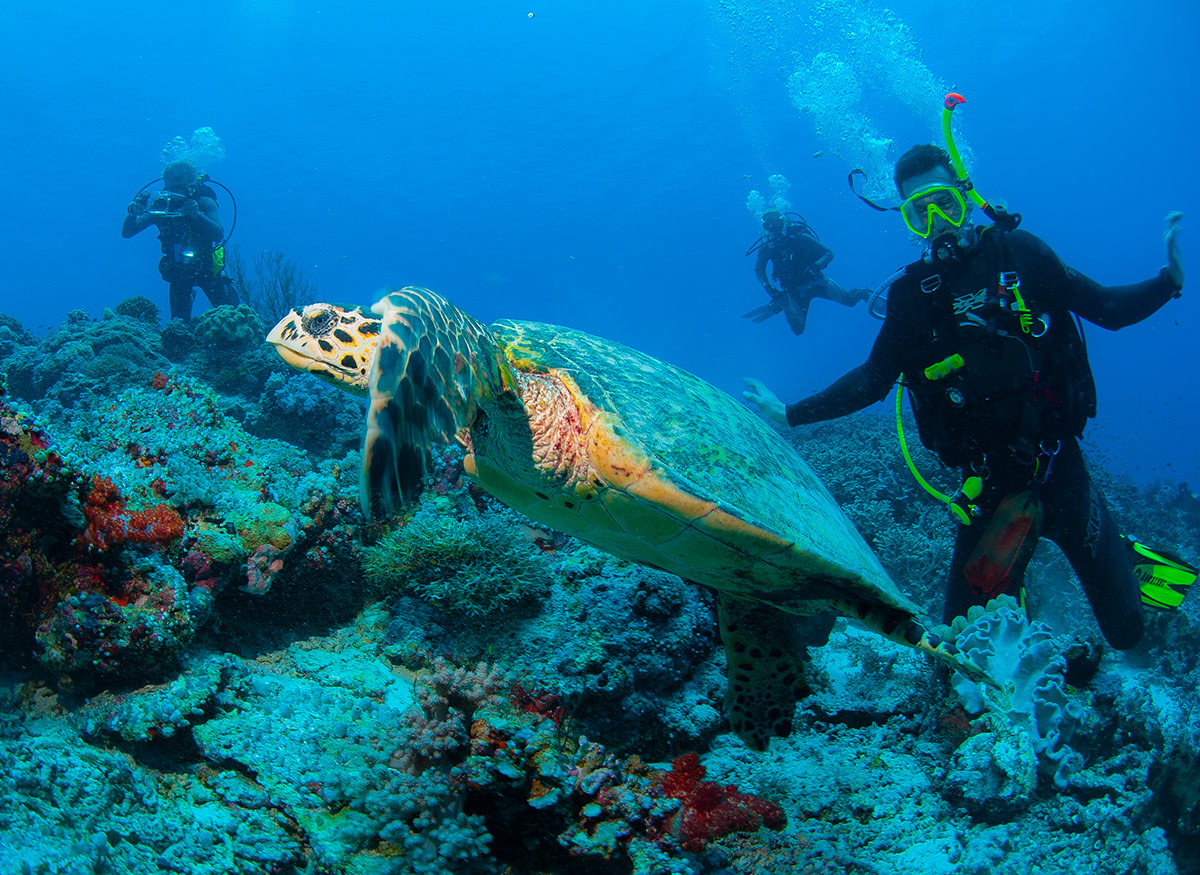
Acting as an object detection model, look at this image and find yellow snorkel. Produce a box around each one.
[941,93,1018,230]
[943,92,1032,331]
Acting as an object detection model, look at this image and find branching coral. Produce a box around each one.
[225,246,318,326]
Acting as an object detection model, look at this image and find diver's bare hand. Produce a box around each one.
[1165,211,1184,290]
[742,377,787,426]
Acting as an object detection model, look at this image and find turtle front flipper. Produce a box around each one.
[717,592,835,750]
[364,287,518,516]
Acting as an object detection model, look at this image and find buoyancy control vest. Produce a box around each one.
[157,182,225,277]
[897,227,1097,469]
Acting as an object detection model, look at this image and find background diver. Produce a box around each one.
[122,159,239,321]
[744,209,876,335]
[743,101,1192,654]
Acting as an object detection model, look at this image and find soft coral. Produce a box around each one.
[661,752,786,852]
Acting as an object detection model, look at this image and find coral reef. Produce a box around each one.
[244,370,364,457]
[2,300,1199,874]
[2,613,783,874]
[160,317,197,361]
[0,363,362,689]
[187,304,279,397]
[2,308,169,408]
[379,536,723,758]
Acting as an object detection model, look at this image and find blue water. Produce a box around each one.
[4,0,1198,485]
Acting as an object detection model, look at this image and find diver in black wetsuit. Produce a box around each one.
[122,159,238,321]
[744,210,871,335]
[743,143,1186,649]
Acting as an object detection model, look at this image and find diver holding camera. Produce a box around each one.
[122,159,238,321]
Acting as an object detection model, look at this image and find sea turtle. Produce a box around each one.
[267,286,993,749]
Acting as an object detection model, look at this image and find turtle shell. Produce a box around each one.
[488,319,917,617]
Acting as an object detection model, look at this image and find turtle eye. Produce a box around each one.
[302,306,335,337]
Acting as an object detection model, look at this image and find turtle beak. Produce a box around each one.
[266,310,372,396]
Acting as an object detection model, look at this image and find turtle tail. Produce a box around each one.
[363,287,517,517]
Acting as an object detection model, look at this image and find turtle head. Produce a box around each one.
[266,303,382,396]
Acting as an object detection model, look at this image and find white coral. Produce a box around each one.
[949,596,1084,789]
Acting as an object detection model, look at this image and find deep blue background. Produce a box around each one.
[3,0,1197,486]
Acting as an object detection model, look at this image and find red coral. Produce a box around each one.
[79,476,184,550]
[660,752,786,852]
[661,750,706,798]
[80,476,128,551]
[125,504,185,545]
[150,371,169,391]
[510,683,568,727]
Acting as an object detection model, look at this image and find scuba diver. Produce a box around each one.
[122,159,238,321]
[743,94,1193,650]
[744,210,875,335]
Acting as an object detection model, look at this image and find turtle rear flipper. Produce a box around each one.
[363,288,517,517]
[718,593,834,750]
[829,596,1000,691]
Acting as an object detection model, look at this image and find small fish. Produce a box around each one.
[812,150,824,158]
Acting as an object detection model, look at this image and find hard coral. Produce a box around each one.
[194,304,265,349]
[236,501,294,552]
[113,295,161,325]
[160,318,197,360]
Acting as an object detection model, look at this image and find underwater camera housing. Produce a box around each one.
[143,189,189,218]
[130,173,237,247]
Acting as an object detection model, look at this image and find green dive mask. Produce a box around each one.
[900,183,969,238]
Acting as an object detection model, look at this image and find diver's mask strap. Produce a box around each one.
[847,169,899,213]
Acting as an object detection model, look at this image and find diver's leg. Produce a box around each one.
[817,276,868,308]
[201,273,237,308]
[222,274,240,306]
[782,293,811,335]
[1042,440,1143,649]
[168,280,195,322]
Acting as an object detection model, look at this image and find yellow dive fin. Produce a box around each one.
[1129,538,1198,610]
